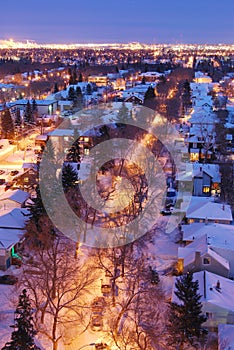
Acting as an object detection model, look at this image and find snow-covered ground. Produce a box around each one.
[0,219,178,349]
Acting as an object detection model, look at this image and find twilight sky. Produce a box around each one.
[0,0,233,44]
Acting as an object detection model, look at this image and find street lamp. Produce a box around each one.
[77,343,96,350]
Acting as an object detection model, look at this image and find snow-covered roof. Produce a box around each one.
[195,271,234,311]
[9,99,57,107]
[186,201,233,222]
[0,208,29,229]
[172,270,234,312]
[0,189,30,204]
[48,129,74,137]
[182,223,234,249]
[22,162,38,171]
[0,228,23,249]
[193,163,221,183]
[178,234,230,270]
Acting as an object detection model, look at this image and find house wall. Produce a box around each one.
[193,177,203,196]
[203,302,234,329]
[212,247,234,277]
[184,252,229,278]
[0,249,11,270]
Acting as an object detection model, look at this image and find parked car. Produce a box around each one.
[0,275,18,285]
[4,182,13,191]
[0,179,5,185]
[90,315,103,331]
[91,297,106,314]
[160,207,174,216]
[0,170,5,175]
[10,170,19,176]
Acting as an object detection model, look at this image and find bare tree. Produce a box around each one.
[106,254,168,350]
[20,234,98,350]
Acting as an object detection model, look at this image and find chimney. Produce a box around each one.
[216,280,221,292]
[222,204,225,211]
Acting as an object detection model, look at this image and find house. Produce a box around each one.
[181,223,234,276]
[218,324,234,350]
[9,99,58,117]
[185,197,232,224]
[0,228,23,270]
[194,72,213,84]
[0,208,29,270]
[172,271,234,330]
[88,75,109,87]
[0,189,30,212]
[176,163,221,197]
[13,163,39,189]
[177,234,230,277]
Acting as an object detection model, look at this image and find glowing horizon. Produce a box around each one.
[0,39,234,51]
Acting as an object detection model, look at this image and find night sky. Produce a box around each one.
[0,0,233,44]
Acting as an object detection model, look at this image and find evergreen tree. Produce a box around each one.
[78,73,83,82]
[73,70,77,85]
[141,75,146,84]
[24,101,33,124]
[26,185,46,229]
[15,108,22,127]
[144,86,156,101]
[143,86,157,110]
[66,144,81,163]
[75,86,83,109]
[182,80,192,113]
[68,86,76,102]
[116,102,129,127]
[1,108,15,139]
[168,273,207,349]
[2,289,39,350]
[53,82,59,93]
[62,163,79,192]
[31,99,38,122]
[66,129,81,163]
[86,83,92,95]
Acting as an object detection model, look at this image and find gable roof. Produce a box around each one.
[186,201,232,222]
[178,234,230,270]
[172,271,234,312]
[182,222,234,247]
[0,228,23,249]
[0,189,30,204]
[0,208,29,229]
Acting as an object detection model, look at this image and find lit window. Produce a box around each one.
[190,153,199,162]
[84,148,89,155]
[203,258,210,265]
[203,186,210,193]
[24,177,29,183]
[84,137,89,142]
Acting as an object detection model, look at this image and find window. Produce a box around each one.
[206,312,212,319]
[84,137,89,142]
[84,148,89,155]
[203,258,210,265]
[203,186,210,194]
